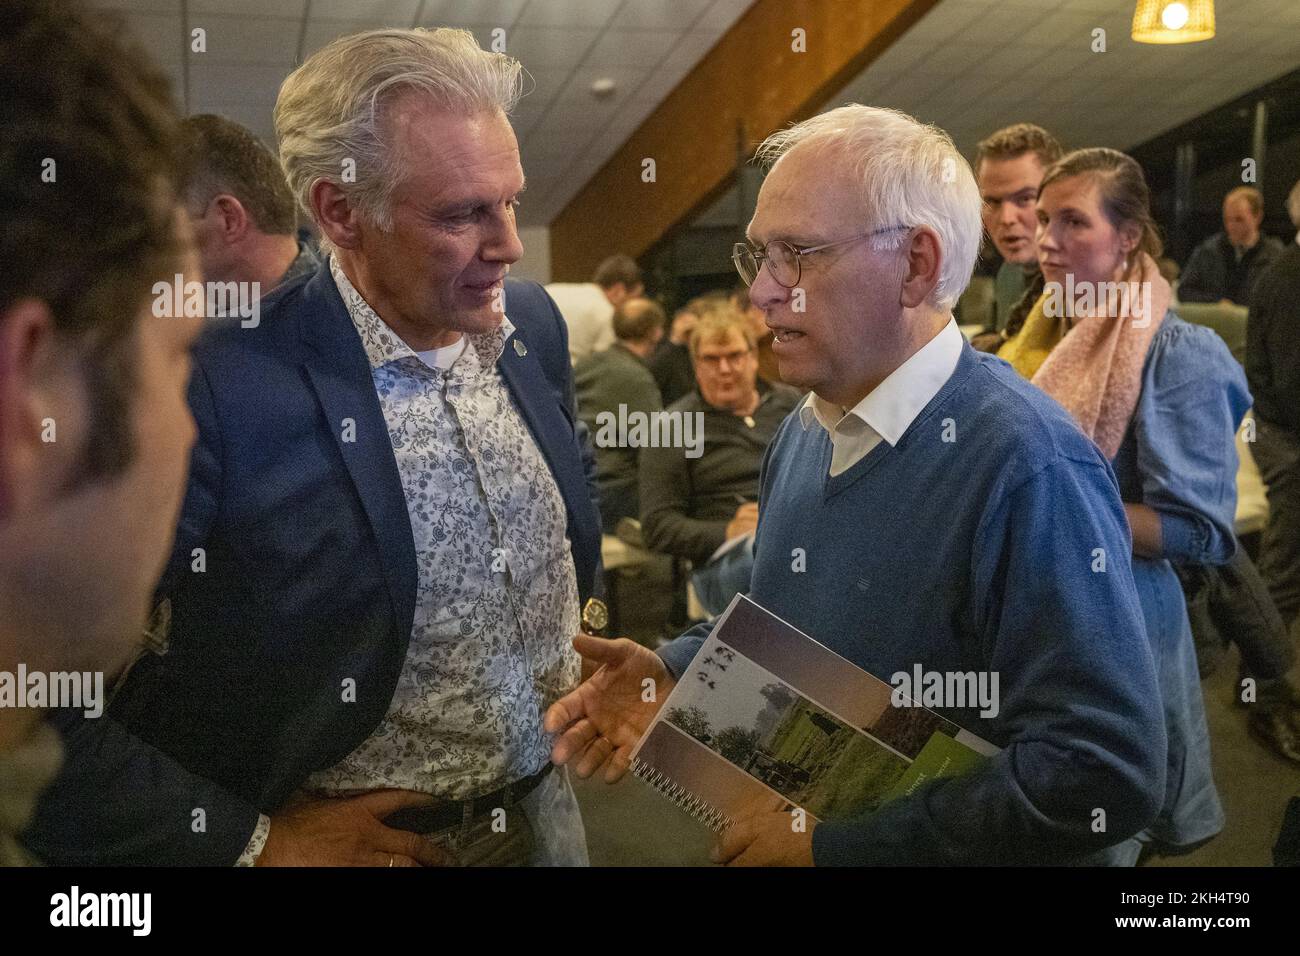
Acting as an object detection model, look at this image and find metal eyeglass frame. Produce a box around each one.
[732,224,910,288]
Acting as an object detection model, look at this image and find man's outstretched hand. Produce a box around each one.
[545,634,675,782]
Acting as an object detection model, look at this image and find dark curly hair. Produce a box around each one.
[0,0,183,486]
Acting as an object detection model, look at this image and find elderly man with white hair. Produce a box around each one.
[545,105,1167,866]
[28,28,602,866]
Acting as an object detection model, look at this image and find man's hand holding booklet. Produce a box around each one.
[546,595,996,866]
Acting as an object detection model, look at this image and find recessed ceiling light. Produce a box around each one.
[591,77,616,98]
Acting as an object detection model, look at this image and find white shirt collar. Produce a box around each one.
[798,318,963,446]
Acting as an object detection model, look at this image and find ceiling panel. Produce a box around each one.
[300,18,387,59]
[817,0,1300,172]
[188,61,296,102]
[609,0,713,31]
[93,0,1296,232]
[310,0,419,21]
[190,0,305,15]
[515,0,622,28]
[585,29,679,68]
[507,27,601,68]
[97,0,177,9]
[194,14,300,65]
[117,11,184,63]
[420,0,530,28]
[92,0,759,225]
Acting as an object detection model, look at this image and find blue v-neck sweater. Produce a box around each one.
[660,343,1166,865]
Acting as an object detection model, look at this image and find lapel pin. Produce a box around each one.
[513,339,527,357]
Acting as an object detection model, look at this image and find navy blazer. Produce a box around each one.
[24,263,602,865]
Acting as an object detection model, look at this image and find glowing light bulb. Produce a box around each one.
[1162,2,1190,30]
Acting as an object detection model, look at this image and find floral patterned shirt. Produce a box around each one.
[306,258,581,798]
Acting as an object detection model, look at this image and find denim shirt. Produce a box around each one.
[1110,310,1250,848]
[1112,311,1252,565]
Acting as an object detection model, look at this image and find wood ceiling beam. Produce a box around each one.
[547,0,942,280]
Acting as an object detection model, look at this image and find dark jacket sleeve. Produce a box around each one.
[1179,237,1222,303]
[23,707,262,865]
[21,359,262,865]
[639,439,729,566]
[1245,267,1275,420]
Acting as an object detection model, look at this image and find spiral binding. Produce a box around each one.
[629,757,733,832]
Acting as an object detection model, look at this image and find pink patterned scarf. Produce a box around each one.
[1031,252,1170,459]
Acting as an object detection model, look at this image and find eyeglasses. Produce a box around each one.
[696,347,753,370]
[732,225,909,288]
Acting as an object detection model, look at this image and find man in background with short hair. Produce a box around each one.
[181,114,318,292]
[970,123,1063,351]
[1182,186,1284,305]
[546,253,644,365]
[574,297,664,532]
[0,0,200,865]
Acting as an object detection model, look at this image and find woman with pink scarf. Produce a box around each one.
[998,148,1250,864]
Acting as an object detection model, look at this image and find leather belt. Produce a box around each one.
[383,763,553,835]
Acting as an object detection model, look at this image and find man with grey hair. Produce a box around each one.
[545,105,1167,865]
[29,27,602,866]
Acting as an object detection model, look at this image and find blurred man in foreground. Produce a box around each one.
[0,0,199,864]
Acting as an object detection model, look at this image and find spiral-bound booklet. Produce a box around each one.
[629,594,998,831]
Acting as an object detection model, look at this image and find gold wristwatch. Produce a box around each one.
[580,597,609,637]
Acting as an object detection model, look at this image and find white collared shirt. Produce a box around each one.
[798,319,963,476]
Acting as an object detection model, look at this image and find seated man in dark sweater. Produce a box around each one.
[546,105,1169,866]
[1181,186,1283,305]
[639,311,800,612]
[574,297,664,533]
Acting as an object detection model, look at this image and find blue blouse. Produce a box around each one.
[1113,311,1252,565]
[1109,310,1250,850]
